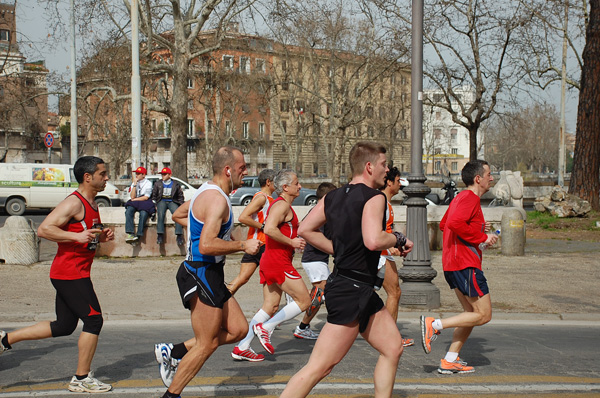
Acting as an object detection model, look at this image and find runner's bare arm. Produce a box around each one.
[263,199,305,250]
[362,194,396,251]
[238,194,267,229]
[196,191,261,255]
[172,200,190,228]
[297,198,333,254]
[37,195,100,244]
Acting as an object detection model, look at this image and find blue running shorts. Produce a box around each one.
[444,267,489,297]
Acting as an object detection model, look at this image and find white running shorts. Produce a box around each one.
[301,261,331,283]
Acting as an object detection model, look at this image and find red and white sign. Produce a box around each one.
[44,132,54,148]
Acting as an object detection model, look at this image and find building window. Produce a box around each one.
[434,128,442,139]
[223,55,234,70]
[187,78,194,88]
[187,100,194,110]
[240,56,250,74]
[452,148,458,155]
[224,79,231,91]
[225,120,231,135]
[280,99,289,112]
[435,161,441,171]
[256,58,265,73]
[151,119,157,132]
[187,119,194,136]
[258,122,265,139]
[242,122,249,139]
[258,144,265,154]
[0,30,9,42]
[451,128,458,142]
[313,163,318,174]
[281,81,289,91]
[163,119,171,136]
[451,161,458,171]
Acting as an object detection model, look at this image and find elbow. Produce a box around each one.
[298,224,308,237]
[363,237,380,251]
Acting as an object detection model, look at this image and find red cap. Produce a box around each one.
[160,167,172,175]
[134,166,147,174]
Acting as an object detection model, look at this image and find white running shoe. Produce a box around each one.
[68,371,112,393]
[293,326,319,340]
[154,343,177,387]
[0,330,9,355]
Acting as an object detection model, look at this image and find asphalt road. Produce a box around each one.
[1,320,599,397]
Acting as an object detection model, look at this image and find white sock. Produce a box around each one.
[263,301,302,332]
[432,319,443,331]
[445,351,459,362]
[237,309,270,351]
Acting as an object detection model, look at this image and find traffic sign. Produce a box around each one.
[44,132,54,148]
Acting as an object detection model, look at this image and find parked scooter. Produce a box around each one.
[399,177,457,206]
[424,177,458,206]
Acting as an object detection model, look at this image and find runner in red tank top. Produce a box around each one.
[0,157,115,393]
[232,169,312,360]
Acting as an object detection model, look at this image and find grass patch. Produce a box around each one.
[527,211,559,230]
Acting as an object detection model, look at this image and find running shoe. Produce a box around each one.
[231,346,265,362]
[161,357,181,387]
[0,330,8,355]
[154,343,176,387]
[253,323,274,354]
[438,359,475,374]
[402,338,415,347]
[293,326,319,340]
[125,234,138,244]
[306,286,324,317]
[420,316,440,354]
[68,371,112,393]
[176,235,185,246]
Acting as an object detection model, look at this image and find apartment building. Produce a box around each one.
[0,2,50,163]
[422,85,480,176]
[74,25,411,181]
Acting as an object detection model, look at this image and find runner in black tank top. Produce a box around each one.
[280,141,414,398]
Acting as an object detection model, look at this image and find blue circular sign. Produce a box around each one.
[44,132,54,148]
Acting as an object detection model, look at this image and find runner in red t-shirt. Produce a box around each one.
[420,160,498,375]
[0,156,115,393]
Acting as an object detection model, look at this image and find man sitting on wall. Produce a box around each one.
[125,166,155,244]
[151,167,185,246]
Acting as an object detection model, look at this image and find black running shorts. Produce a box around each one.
[324,273,384,333]
[240,244,265,265]
[176,260,232,309]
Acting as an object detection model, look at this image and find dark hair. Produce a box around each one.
[73,156,104,183]
[258,168,276,187]
[212,146,242,175]
[383,166,401,189]
[349,141,387,177]
[316,182,337,199]
[461,159,489,186]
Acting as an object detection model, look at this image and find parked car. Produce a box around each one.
[229,176,318,206]
[120,175,197,204]
[0,162,122,215]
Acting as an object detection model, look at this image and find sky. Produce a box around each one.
[14,0,579,131]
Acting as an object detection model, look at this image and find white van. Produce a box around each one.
[0,163,122,216]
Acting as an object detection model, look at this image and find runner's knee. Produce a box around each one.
[81,314,103,335]
[50,319,78,337]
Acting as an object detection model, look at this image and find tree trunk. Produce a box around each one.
[170,54,189,181]
[469,127,478,161]
[569,0,600,211]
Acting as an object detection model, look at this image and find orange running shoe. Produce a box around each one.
[420,316,440,354]
[438,359,475,374]
[402,338,415,347]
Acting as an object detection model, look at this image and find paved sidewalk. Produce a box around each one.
[1,237,600,325]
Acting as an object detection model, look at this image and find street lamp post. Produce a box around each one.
[131,0,142,170]
[398,0,440,308]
